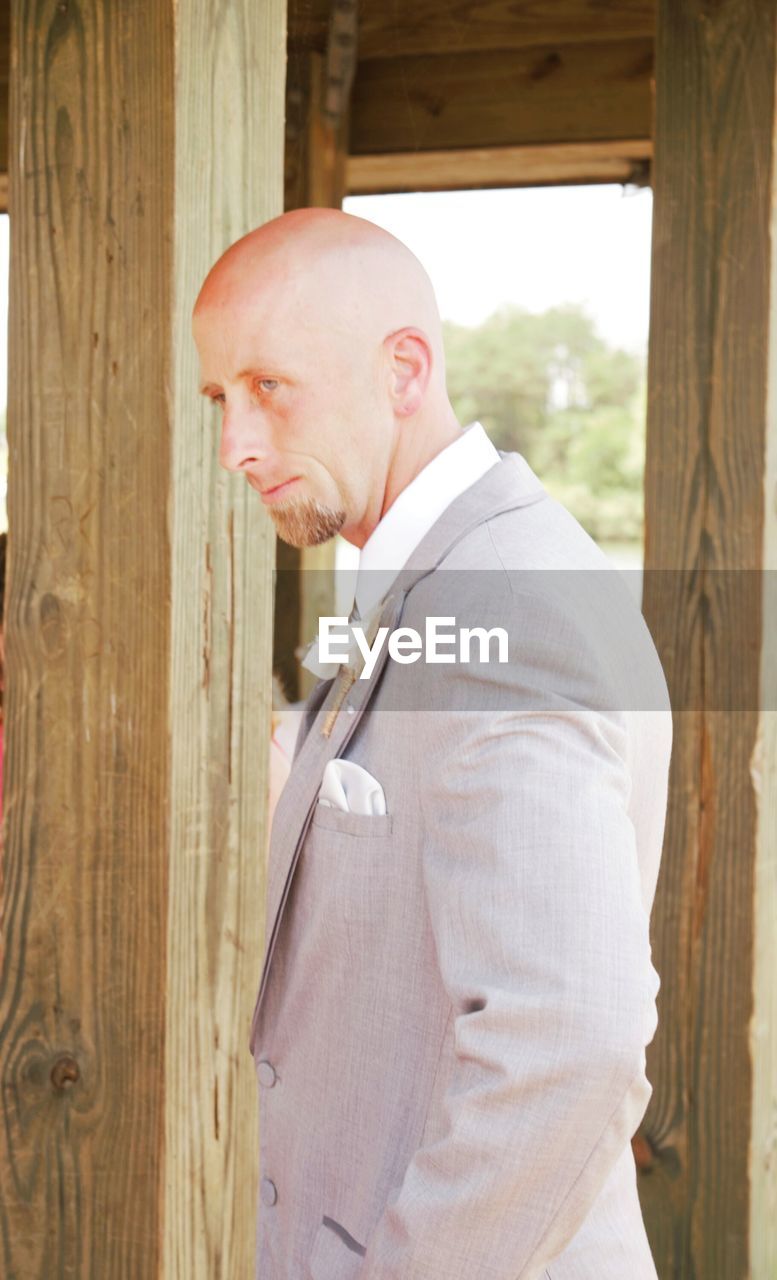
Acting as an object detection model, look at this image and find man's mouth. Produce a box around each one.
[253,476,302,503]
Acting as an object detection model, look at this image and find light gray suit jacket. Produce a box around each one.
[250,451,672,1280]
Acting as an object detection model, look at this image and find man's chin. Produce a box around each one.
[269,496,346,548]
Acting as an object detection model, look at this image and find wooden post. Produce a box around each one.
[0,1,285,1274]
[285,47,351,214]
[639,1,777,1276]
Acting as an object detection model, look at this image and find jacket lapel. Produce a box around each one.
[249,451,546,1050]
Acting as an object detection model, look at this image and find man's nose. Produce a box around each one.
[218,404,272,473]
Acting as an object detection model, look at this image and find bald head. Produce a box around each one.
[192,208,462,548]
[195,207,446,369]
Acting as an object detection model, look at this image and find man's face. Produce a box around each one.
[193,289,390,547]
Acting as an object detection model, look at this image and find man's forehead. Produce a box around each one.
[195,292,283,348]
[194,309,315,389]
[194,278,275,327]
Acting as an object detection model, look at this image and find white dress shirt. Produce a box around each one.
[301,421,500,678]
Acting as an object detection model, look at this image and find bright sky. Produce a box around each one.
[344,185,653,354]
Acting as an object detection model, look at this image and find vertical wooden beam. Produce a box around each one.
[0,1,285,1275]
[752,87,777,1275]
[639,2,777,1276]
[286,48,350,213]
[166,3,285,1276]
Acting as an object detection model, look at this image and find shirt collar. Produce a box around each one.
[300,421,500,681]
[354,420,499,617]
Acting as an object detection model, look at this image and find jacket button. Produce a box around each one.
[260,1177,278,1207]
[257,1059,277,1088]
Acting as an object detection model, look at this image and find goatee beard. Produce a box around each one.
[270,494,346,547]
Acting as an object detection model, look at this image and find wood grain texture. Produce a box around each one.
[750,14,777,1263]
[751,706,777,1280]
[2,2,175,1273]
[288,0,655,58]
[357,0,655,60]
[346,139,652,194]
[639,1,777,1276]
[165,1,285,1277]
[349,39,653,156]
[0,0,284,1275]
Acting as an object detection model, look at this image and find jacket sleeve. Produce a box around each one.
[358,585,667,1280]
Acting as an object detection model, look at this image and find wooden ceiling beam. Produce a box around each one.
[0,7,658,210]
[358,0,655,60]
[347,139,653,195]
[289,0,656,59]
[349,39,654,156]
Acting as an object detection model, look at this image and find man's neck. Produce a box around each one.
[379,408,463,524]
[342,404,465,549]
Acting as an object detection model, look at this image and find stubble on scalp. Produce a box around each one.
[269,494,346,547]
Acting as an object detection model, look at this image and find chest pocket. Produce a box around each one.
[298,803,396,932]
[311,804,393,838]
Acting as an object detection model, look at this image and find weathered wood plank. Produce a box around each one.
[2,5,176,1271]
[165,1,284,1277]
[350,39,653,156]
[639,1,777,1276]
[0,0,284,1274]
[347,139,652,194]
[358,0,655,60]
[289,0,655,58]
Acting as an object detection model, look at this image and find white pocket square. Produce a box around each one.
[318,759,387,816]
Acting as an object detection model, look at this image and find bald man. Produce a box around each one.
[193,208,671,1280]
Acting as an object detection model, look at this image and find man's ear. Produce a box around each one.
[385,328,433,417]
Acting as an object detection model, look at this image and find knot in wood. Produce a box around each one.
[529,52,562,83]
[50,1055,79,1091]
[631,1131,655,1172]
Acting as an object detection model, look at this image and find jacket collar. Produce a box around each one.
[394,450,544,593]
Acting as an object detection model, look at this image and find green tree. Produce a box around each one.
[443,304,645,545]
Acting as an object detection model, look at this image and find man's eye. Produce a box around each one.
[257,378,279,393]
[211,393,226,406]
